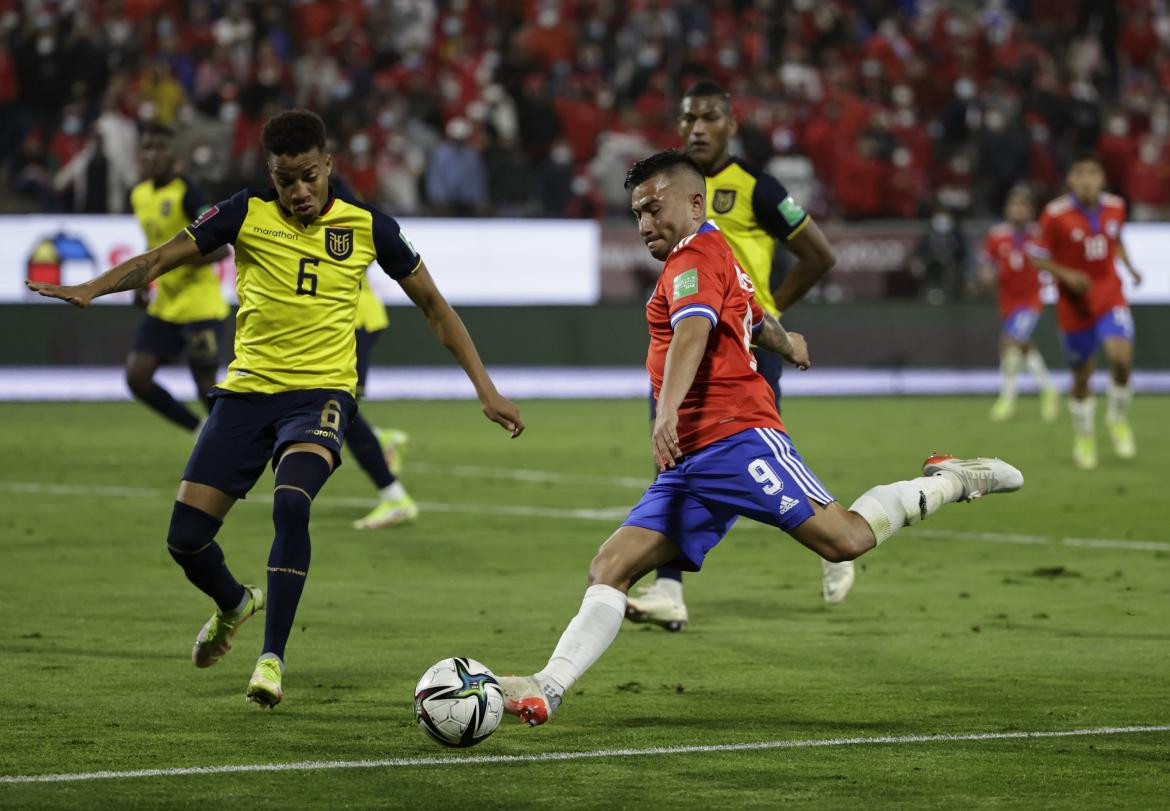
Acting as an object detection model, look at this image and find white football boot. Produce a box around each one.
[821,559,855,605]
[922,454,1024,500]
[624,581,688,631]
[499,675,561,727]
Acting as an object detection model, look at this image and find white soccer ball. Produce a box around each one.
[413,657,504,748]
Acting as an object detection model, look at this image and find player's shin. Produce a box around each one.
[535,584,628,697]
[848,475,962,545]
[1069,396,1096,436]
[262,452,332,661]
[999,345,1022,400]
[167,501,246,611]
[1106,381,1133,424]
[1025,349,1053,390]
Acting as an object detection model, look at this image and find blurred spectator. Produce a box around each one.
[425,117,487,216]
[910,207,972,305]
[1,1,1169,220]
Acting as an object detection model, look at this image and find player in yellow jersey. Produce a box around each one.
[627,81,847,631]
[127,123,230,431]
[346,276,418,529]
[28,109,524,708]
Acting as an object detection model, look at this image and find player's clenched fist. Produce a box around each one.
[25,281,94,308]
[482,393,525,438]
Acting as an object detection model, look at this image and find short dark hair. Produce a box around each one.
[141,121,175,139]
[261,109,327,157]
[624,149,705,192]
[1006,183,1033,204]
[682,79,730,102]
[1068,150,1103,170]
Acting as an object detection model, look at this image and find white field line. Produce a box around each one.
[2,725,1167,785]
[1,480,1166,552]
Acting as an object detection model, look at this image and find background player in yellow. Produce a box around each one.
[28,109,524,709]
[627,80,846,630]
[127,122,230,432]
[346,274,418,530]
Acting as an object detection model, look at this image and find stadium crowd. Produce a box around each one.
[2,0,1167,220]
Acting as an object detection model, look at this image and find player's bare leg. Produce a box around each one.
[1102,337,1136,459]
[1068,359,1098,470]
[171,481,263,668]
[127,351,202,432]
[501,526,677,726]
[791,455,1024,562]
[188,362,218,416]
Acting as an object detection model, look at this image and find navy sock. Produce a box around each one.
[137,383,201,431]
[167,502,245,612]
[346,411,396,490]
[263,452,333,661]
[657,567,683,583]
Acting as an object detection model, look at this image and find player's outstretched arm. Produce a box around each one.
[772,218,836,313]
[653,316,712,471]
[25,232,203,308]
[755,313,811,370]
[1031,256,1090,295]
[398,262,524,437]
[1115,240,1143,286]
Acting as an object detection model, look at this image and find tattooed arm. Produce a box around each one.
[754,313,811,370]
[25,232,205,308]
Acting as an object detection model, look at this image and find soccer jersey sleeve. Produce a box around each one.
[664,245,727,331]
[368,207,423,280]
[751,173,809,241]
[180,178,207,221]
[749,296,765,335]
[185,188,250,254]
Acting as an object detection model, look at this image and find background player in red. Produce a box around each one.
[979,185,1059,423]
[1027,154,1143,470]
[498,150,1024,727]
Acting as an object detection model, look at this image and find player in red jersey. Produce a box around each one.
[979,185,1059,423]
[1027,154,1143,469]
[497,151,1024,727]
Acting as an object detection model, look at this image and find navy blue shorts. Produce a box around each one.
[623,427,834,572]
[182,388,357,498]
[1061,306,1135,367]
[649,347,784,420]
[1002,307,1041,343]
[132,315,225,367]
[354,328,383,398]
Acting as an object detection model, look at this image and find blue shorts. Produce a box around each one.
[182,388,356,498]
[649,347,784,419]
[1002,307,1041,343]
[354,328,383,398]
[622,427,834,572]
[132,315,225,367]
[1061,307,1135,367]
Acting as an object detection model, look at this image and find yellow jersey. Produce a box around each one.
[704,158,810,317]
[355,273,390,332]
[185,187,421,395]
[130,176,229,324]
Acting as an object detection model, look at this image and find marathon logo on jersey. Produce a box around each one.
[673,268,699,301]
[711,189,736,214]
[325,227,353,261]
[191,205,219,227]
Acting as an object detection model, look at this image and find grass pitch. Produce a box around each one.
[0,395,1167,808]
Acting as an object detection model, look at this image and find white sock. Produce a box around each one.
[848,474,962,546]
[536,584,627,694]
[228,588,251,617]
[379,481,406,501]
[655,577,683,602]
[1068,396,1095,436]
[1106,381,1132,424]
[999,345,1023,400]
[1025,349,1053,391]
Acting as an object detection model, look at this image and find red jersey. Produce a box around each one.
[1029,193,1128,332]
[646,221,784,455]
[982,222,1043,317]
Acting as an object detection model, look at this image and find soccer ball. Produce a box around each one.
[413,657,504,748]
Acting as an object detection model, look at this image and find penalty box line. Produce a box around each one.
[2,725,1167,785]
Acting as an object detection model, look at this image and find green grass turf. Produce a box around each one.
[0,395,1167,809]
